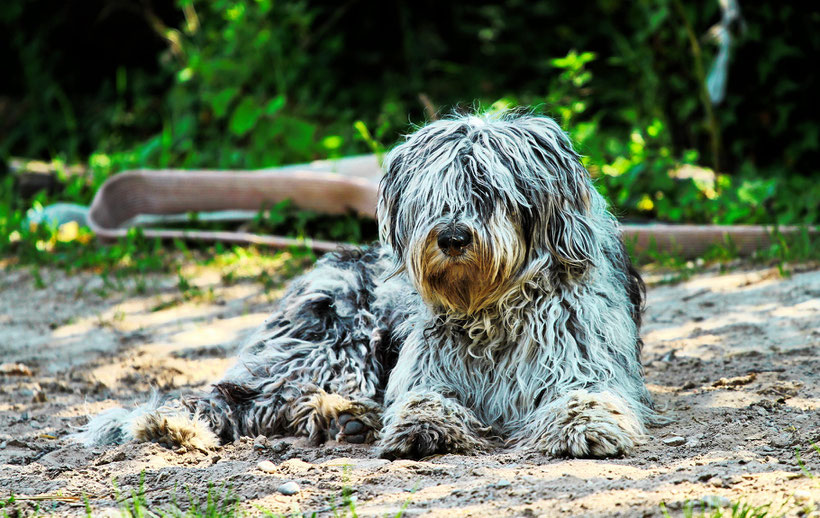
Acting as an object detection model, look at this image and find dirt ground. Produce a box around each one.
[1,259,819,517]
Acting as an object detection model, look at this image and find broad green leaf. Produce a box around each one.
[229,97,262,137]
[210,88,240,118]
[264,95,286,116]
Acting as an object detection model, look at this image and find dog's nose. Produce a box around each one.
[437,227,472,255]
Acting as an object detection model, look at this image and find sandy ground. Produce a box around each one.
[1,260,819,517]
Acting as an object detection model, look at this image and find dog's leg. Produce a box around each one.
[127,381,384,450]
[209,381,384,445]
[131,398,220,452]
[122,335,388,450]
[131,248,396,449]
[377,391,492,459]
[79,248,407,450]
[517,389,646,458]
[74,394,221,451]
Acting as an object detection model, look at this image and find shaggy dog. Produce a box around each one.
[78,111,655,459]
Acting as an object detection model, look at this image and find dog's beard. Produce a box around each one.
[411,230,522,315]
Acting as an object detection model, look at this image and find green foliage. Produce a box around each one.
[1,0,819,273]
[111,473,240,517]
[794,441,820,481]
[0,469,410,517]
[249,200,377,244]
[497,49,819,226]
[660,499,786,518]
[112,0,387,170]
[110,470,407,518]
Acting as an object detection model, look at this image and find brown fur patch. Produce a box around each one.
[295,391,383,444]
[416,233,512,315]
[132,412,219,452]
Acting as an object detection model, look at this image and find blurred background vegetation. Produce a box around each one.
[1,0,819,268]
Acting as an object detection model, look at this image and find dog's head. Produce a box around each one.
[378,111,602,315]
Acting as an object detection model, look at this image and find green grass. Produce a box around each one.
[660,499,790,518]
[1,217,319,301]
[631,225,820,285]
[1,471,410,518]
[4,194,818,301]
[3,134,819,299]
[795,442,820,481]
[114,473,241,518]
[660,442,819,518]
[0,162,375,301]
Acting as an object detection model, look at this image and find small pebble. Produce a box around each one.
[257,460,277,473]
[793,489,812,504]
[770,433,793,448]
[663,436,686,446]
[253,435,269,451]
[708,477,724,488]
[496,479,511,488]
[0,363,33,376]
[271,441,290,454]
[701,495,731,508]
[278,481,300,495]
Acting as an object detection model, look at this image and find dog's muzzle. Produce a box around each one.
[437,225,472,257]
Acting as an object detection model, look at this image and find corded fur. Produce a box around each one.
[76,110,655,459]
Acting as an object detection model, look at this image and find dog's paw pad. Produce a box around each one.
[331,412,371,444]
[339,413,366,434]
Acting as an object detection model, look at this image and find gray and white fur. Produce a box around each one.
[76,110,655,459]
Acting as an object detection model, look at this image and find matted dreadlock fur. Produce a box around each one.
[76,110,655,459]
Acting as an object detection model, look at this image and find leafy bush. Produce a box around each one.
[1,0,818,266]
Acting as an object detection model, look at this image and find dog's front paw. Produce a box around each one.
[539,390,645,458]
[329,412,373,444]
[302,392,382,445]
[132,411,219,452]
[377,419,449,459]
[377,393,491,459]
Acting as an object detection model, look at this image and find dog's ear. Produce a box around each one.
[377,144,406,260]
[521,118,600,279]
[543,183,597,278]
